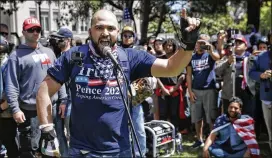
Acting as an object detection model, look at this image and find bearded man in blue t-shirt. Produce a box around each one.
[36,9,201,157]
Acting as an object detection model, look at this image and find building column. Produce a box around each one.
[77,18,81,34]
[35,3,39,20]
[49,1,53,32]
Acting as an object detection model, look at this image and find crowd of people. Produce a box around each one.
[0,8,271,158]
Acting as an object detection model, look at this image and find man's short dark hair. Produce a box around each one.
[229,97,243,108]
[0,23,8,30]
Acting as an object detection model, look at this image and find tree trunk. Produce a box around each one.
[154,4,167,37]
[139,0,151,44]
[247,0,261,31]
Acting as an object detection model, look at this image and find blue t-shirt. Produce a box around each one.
[47,46,156,153]
[189,52,216,89]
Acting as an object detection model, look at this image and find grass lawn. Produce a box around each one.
[170,132,272,158]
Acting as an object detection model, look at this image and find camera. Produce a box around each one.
[227,29,239,39]
[200,45,211,50]
[71,51,84,67]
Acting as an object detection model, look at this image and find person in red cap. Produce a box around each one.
[4,17,67,157]
[215,34,256,117]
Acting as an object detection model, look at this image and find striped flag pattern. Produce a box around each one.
[75,76,121,87]
[211,114,260,158]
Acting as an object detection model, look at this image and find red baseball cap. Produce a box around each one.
[235,34,247,46]
[23,17,41,30]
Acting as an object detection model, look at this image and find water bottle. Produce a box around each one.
[176,133,183,154]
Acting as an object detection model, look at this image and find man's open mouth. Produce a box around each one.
[99,39,110,46]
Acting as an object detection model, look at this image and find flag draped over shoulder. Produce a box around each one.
[211,114,260,158]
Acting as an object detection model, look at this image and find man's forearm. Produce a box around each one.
[156,78,164,89]
[168,49,192,76]
[187,77,193,92]
[209,51,220,61]
[186,67,193,92]
[36,81,54,125]
[203,132,216,151]
[173,77,183,91]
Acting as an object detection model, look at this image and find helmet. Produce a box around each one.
[121,26,137,47]
[121,26,136,40]
[122,26,134,34]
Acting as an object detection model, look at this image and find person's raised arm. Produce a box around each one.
[36,75,62,126]
[151,8,200,77]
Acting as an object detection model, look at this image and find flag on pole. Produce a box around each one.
[123,8,132,26]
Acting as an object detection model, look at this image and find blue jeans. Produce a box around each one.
[208,144,246,158]
[68,148,132,157]
[53,106,69,157]
[131,105,146,157]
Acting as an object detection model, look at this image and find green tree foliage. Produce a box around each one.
[199,11,247,35]
[190,0,271,31]
[259,1,271,34]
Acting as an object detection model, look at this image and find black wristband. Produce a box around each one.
[179,38,197,51]
[179,17,201,51]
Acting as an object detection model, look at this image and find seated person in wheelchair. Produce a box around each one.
[203,97,259,158]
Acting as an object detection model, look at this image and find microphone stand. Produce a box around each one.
[111,60,143,158]
[231,29,236,97]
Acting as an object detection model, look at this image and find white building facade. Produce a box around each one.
[0,1,123,44]
[0,1,173,45]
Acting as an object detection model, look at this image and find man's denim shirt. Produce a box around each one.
[215,124,247,151]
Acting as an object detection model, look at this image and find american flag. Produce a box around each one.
[123,8,132,25]
[75,76,120,87]
[211,114,260,158]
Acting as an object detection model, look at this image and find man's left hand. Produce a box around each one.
[0,100,8,111]
[180,8,201,51]
[59,104,66,118]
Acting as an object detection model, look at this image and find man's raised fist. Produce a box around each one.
[179,8,201,51]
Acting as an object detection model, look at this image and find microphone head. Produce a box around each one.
[102,46,111,57]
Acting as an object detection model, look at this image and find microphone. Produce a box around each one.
[102,46,122,70]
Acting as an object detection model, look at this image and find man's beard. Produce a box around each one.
[58,42,66,51]
[91,36,115,58]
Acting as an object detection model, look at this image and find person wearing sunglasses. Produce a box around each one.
[49,27,74,157]
[120,25,149,157]
[120,26,135,48]
[5,17,67,158]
